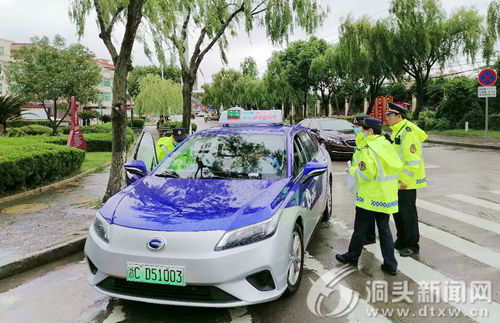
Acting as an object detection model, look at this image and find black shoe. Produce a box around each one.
[380,264,397,276]
[363,238,376,246]
[335,254,358,266]
[399,248,415,257]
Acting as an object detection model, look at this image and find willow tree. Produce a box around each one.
[484,0,500,63]
[148,0,326,132]
[134,74,182,116]
[70,0,149,201]
[387,0,483,118]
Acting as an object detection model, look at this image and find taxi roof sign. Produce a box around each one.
[219,108,283,125]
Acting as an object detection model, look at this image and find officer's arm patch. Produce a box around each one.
[359,161,366,171]
[410,144,417,153]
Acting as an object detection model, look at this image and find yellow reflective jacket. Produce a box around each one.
[352,132,366,166]
[390,120,428,190]
[156,136,176,161]
[349,135,403,214]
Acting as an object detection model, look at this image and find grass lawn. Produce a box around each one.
[428,129,500,139]
[80,152,112,173]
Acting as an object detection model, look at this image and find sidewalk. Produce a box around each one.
[427,134,500,150]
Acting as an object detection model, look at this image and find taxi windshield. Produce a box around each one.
[154,133,287,180]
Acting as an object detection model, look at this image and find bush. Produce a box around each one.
[191,122,198,133]
[7,119,52,128]
[164,121,183,129]
[5,127,27,137]
[490,114,500,131]
[434,119,452,130]
[99,114,111,123]
[81,123,112,133]
[417,111,437,130]
[457,109,484,130]
[18,125,53,135]
[41,132,134,152]
[128,118,145,129]
[0,138,85,195]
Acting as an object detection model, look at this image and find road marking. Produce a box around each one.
[304,253,391,322]
[228,307,252,323]
[448,194,500,212]
[417,199,500,235]
[419,222,500,270]
[330,218,500,323]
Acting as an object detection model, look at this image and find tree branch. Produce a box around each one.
[106,6,125,36]
[194,5,245,69]
[94,0,119,63]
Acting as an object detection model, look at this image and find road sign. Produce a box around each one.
[478,86,497,98]
[478,68,497,86]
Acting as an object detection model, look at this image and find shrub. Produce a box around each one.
[490,114,500,130]
[191,122,198,133]
[81,123,112,133]
[434,119,452,130]
[417,111,437,130]
[40,132,134,152]
[7,119,52,128]
[128,118,145,129]
[99,114,111,123]
[5,127,27,137]
[457,109,484,130]
[0,138,85,195]
[164,121,183,129]
[18,125,53,135]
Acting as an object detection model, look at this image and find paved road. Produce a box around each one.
[1,121,500,323]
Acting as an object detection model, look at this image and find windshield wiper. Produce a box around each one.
[155,171,180,178]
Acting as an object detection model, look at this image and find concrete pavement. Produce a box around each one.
[1,142,499,322]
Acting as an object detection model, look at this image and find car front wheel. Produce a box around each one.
[283,223,304,297]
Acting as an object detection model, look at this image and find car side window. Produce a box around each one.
[299,119,310,128]
[298,131,318,161]
[293,135,307,177]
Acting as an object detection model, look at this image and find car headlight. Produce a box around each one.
[215,211,282,251]
[326,137,342,145]
[93,211,110,243]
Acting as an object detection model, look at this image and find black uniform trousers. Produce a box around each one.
[345,206,398,271]
[393,189,420,252]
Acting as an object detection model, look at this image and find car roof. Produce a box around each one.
[194,124,301,136]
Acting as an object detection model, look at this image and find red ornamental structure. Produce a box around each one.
[67,96,87,151]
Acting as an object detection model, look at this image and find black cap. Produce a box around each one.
[173,128,187,142]
[353,114,369,126]
[363,118,383,132]
[387,102,408,117]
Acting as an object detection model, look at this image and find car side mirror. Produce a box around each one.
[124,160,148,185]
[301,161,327,183]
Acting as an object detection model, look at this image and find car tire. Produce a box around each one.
[282,223,304,298]
[322,176,333,221]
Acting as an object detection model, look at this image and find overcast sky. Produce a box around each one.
[0,0,493,86]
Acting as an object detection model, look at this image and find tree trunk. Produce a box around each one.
[302,91,308,119]
[103,61,129,202]
[414,80,427,120]
[181,72,194,133]
[52,100,58,136]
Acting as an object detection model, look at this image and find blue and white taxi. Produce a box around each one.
[85,109,333,307]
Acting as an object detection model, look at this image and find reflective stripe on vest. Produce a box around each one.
[406,160,421,166]
[402,169,415,177]
[368,147,399,182]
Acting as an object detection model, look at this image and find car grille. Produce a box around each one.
[97,277,240,303]
[345,140,356,147]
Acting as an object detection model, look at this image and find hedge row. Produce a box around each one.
[128,119,145,129]
[41,132,134,152]
[7,119,53,128]
[0,138,85,195]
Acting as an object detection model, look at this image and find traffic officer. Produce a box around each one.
[352,114,376,246]
[386,102,428,257]
[156,128,187,161]
[336,118,403,275]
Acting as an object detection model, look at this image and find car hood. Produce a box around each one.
[322,130,355,140]
[105,176,291,232]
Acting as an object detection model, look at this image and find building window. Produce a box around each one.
[0,47,4,56]
[99,91,112,102]
[100,78,111,87]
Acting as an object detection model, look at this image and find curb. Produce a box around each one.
[426,139,500,151]
[0,236,86,280]
[0,162,111,205]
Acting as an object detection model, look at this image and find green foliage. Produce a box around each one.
[128,118,145,128]
[164,120,183,129]
[417,111,438,130]
[191,122,198,133]
[7,119,53,128]
[0,138,85,195]
[0,94,25,133]
[134,74,182,116]
[7,35,102,133]
[128,65,181,98]
[18,125,54,136]
[381,83,410,102]
[4,128,27,137]
[436,77,481,128]
[99,114,112,123]
[41,132,134,152]
[484,0,500,63]
[241,57,258,78]
[490,114,500,130]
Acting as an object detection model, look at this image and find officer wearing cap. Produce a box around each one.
[336,118,402,275]
[386,102,428,257]
[156,128,187,161]
[351,114,376,246]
